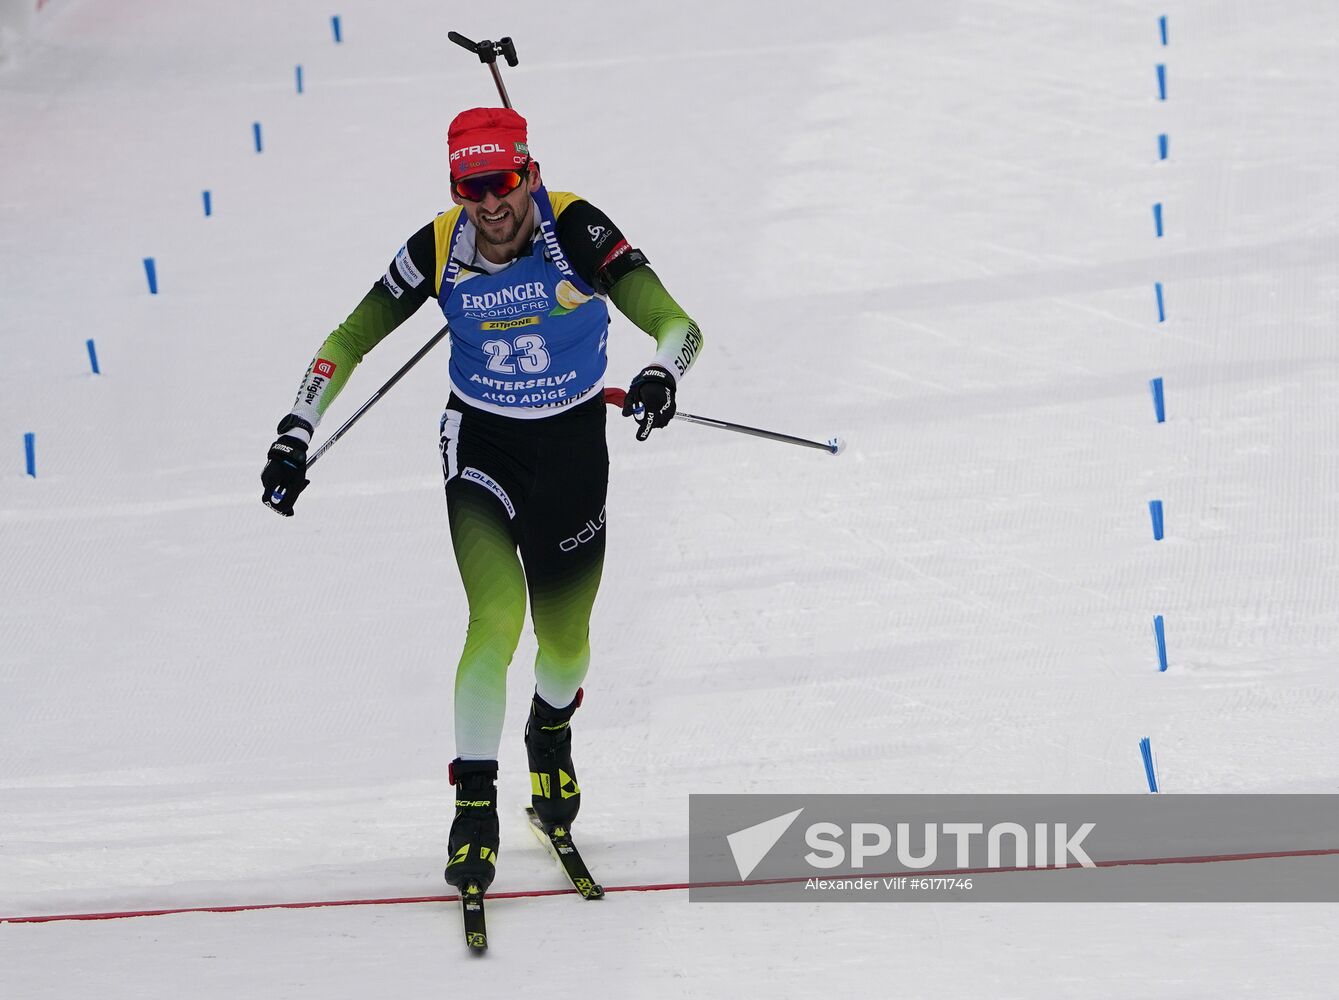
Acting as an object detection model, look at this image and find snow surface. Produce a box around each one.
[2,0,1337,996]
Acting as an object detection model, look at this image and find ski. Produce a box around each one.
[525,807,605,899]
[459,880,488,953]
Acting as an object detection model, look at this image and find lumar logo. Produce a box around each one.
[539,217,576,279]
[559,507,605,552]
[451,143,506,161]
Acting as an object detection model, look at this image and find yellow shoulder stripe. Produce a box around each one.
[547,190,584,219]
[432,207,464,296]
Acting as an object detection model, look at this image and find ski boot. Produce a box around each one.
[444,758,499,893]
[525,689,582,829]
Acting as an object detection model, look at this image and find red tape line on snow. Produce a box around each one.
[4,847,1335,924]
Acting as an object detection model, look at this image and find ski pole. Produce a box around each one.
[601,388,846,456]
[300,32,520,473]
[305,324,450,469]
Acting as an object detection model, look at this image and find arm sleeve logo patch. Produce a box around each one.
[395,244,426,288]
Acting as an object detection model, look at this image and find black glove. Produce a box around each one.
[621,364,677,441]
[261,416,313,517]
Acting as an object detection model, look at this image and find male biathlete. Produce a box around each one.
[260,108,703,892]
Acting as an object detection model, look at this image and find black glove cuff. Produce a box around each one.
[268,439,307,462]
[277,414,315,437]
[635,364,676,390]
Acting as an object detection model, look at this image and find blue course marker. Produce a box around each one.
[1150,377,1166,423]
[296,64,304,94]
[87,338,101,375]
[1158,133,1169,160]
[1153,202,1164,238]
[1156,63,1167,100]
[202,190,212,217]
[331,15,342,43]
[1159,16,1168,46]
[24,432,36,477]
[1139,737,1159,792]
[1153,615,1168,672]
[1155,281,1165,322]
[143,256,158,294]
[1149,499,1165,541]
[253,122,263,153]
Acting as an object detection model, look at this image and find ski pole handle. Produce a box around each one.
[601,387,845,456]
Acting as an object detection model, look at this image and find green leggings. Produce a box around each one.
[440,395,607,759]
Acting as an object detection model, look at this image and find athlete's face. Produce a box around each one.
[453,162,540,261]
